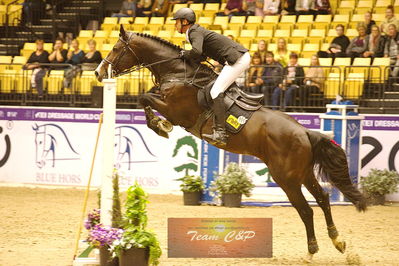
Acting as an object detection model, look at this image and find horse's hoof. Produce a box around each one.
[303,253,314,263]
[308,240,319,255]
[332,236,346,253]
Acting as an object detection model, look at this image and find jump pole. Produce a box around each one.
[101,66,116,226]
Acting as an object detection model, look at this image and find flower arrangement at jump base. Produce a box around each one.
[360,168,399,205]
[110,183,162,266]
[210,162,255,207]
[176,174,205,205]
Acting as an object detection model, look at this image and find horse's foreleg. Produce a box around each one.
[139,94,173,138]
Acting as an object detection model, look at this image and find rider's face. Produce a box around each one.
[175,19,183,33]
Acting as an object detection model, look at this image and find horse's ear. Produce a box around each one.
[32,123,38,131]
[120,24,127,41]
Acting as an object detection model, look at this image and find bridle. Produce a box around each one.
[102,33,180,79]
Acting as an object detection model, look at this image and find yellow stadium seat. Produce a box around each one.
[237,29,256,47]
[297,15,313,24]
[11,56,26,70]
[102,17,118,32]
[267,43,277,51]
[371,57,390,82]
[255,29,273,42]
[229,16,246,30]
[116,75,130,96]
[314,14,332,30]
[0,69,17,93]
[171,32,186,45]
[223,29,239,39]
[263,15,279,24]
[142,30,158,36]
[290,29,307,44]
[190,3,204,17]
[350,57,371,77]
[101,43,113,58]
[157,30,172,41]
[319,58,333,66]
[47,70,64,94]
[118,17,134,26]
[8,5,22,25]
[372,13,386,23]
[198,16,214,28]
[355,1,372,14]
[93,30,108,46]
[163,16,176,31]
[346,28,358,38]
[108,31,120,45]
[246,16,262,30]
[43,43,53,52]
[302,43,320,58]
[325,29,338,43]
[280,15,296,24]
[337,1,355,14]
[333,57,351,74]
[131,17,149,32]
[330,15,349,29]
[287,43,301,53]
[324,72,341,98]
[147,17,164,31]
[344,73,364,98]
[172,3,188,13]
[298,57,311,66]
[77,30,94,45]
[213,16,228,30]
[79,71,100,95]
[249,43,258,52]
[202,3,220,17]
[374,0,392,14]
[0,5,6,25]
[274,29,290,38]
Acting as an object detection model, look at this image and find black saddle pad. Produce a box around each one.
[197,82,262,134]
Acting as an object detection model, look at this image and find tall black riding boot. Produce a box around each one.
[203,93,227,146]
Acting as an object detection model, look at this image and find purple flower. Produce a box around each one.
[88,224,123,247]
[85,209,100,230]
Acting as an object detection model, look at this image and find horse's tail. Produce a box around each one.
[307,130,367,212]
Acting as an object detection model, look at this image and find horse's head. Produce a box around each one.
[32,124,46,168]
[95,25,139,82]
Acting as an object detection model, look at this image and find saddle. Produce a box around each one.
[197,81,263,134]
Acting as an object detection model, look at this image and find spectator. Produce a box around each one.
[242,0,256,16]
[246,52,265,93]
[136,0,153,17]
[281,0,296,15]
[271,52,304,110]
[317,24,350,59]
[255,0,264,16]
[313,0,331,15]
[63,39,85,90]
[364,11,376,35]
[112,0,136,18]
[151,0,169,17]
[364,25,385,59]
[302,54,325,105]
[217,0,245,16]
[295,0,314,15]
[384,24,399,77]
[48,37,68,69]
[24,39,49,97]
[380,5,399,35]
[274,38,290,67]
[257,39,267,64]
[81,40,103,71]
[346,23,368,61]
[263,0,280,16]
[259,51,283,105]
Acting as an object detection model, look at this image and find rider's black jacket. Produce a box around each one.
[183,24,248,65]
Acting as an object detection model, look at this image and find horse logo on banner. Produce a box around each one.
[32,123,80,168]
[114,125,157,170]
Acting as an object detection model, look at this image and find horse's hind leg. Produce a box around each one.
[304,175,346,253]
[279,184,319,261]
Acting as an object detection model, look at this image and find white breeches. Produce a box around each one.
[210,52,251,99]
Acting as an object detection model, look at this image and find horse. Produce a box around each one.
[95,25,367,261]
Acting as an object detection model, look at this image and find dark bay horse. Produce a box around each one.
[95,25,366,261]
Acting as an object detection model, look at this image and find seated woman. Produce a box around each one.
[242,0,256,16]
[246,53,265,93]
[151,0,169,17]
[48,37,68,69]
[81,39,102,71]
[274,38,290,67]
[302,54,325,105]
[313,0,331,15]
[364,25,385,59]
[257,39,267,64]
[63,39,85,90]
[263,0,280,16]
[217,0,246,16]
[24,39,50,97]
[346,23,368,62]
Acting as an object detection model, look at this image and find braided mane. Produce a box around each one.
[134,32,218,79]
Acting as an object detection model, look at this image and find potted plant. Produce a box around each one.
[360,168,399,205]
[176,175,205,205]
[110,183,162,266]
[210,162,255,207]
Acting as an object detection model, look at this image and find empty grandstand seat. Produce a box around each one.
[108,31,120,45]
[287,43,301,53]
[223,29,239,39]
[100,43,113,58]
[77,30,94,46]
[163,17,176,31]
[314,14,332,30]
[290,29,308,44]
[79,71,100,95]
[374,0,392,14]
[308,29,325,44]
[189,3,204,17]
[344,73,365,98]
[0,56,12,70]
[157,30,173,41]
[346,28,359,38]
[256,29,273,42]
[171,32,186,45]
[46,70,64,94]
[229,16,246,30]
[355,1,372,14]
[11,56,27,70]
[213,16,228,30]
[131,17,149,31]
[324,72,341,98]
[237,29,256,47]
[330,14,349,29]
[246,16,262,30]
[336,1,355,15]
[202,3,220,17]
[101,17,118,32]
[147,17,165,31]
[371,57,390,82]
[298,57,311,66]
[301,43,320,58]
[198,16,214,28]
[0,69,16,92]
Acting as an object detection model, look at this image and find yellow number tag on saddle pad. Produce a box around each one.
[226,114,240,129]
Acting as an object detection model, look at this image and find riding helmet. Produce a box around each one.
[172,7,196,23]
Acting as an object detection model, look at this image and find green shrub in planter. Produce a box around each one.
[360,169,399,205]
[210,163,255,206]
[176,175,205,205]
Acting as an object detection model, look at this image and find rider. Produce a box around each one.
[172,7,250,146]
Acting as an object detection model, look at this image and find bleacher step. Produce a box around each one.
[384,92,399,99]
